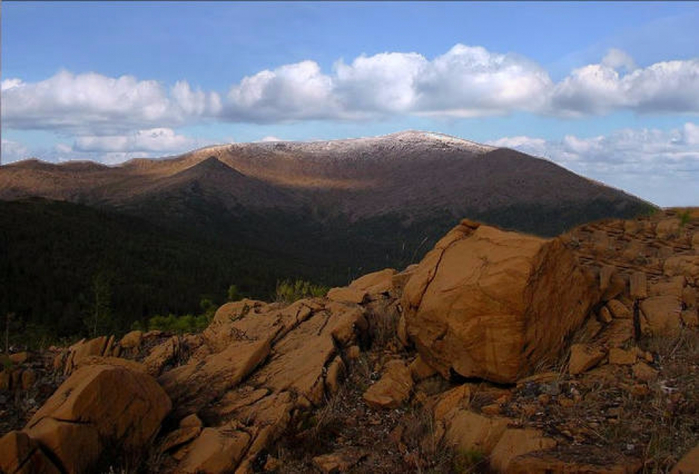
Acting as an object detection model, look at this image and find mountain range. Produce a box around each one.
[0,130,656,335]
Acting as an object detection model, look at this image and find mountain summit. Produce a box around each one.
[0,130,653,228]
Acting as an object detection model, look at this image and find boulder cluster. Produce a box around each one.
[1,210,698,473]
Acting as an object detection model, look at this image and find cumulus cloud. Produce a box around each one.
[3,46,699,131]
[489,123,699,206]
[550,54,699,115]
[1,70,219,133]
[225,61,340,122]
[415,45,552,116]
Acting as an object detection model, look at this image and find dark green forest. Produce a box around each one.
[0,195,654,345]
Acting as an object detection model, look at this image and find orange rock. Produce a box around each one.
[641,295,682,336]
[664,256,699,283]
[143,336,180,376]
[349,268,397,296]
[672,442,699,474]
[159,336,272,418]
[180,414,203,429]
[179,426,251,474]
[25,364,171,473]
[630,271,648,299]
[682,309,699,328]
[363,359,413,409]
[600,319,635,348]
[442,409,508,455]
[409,354,437,381]
[0,431,61,474]
[632,362,658,382]
[63,336,109,375]
[490,428,556,472]
[607,300,631,319]
[346,345,361,360]
[391,265,418,295]
[508,452,642,473]
[682,286,697,308]
[609,347,638,365]
[650,277,686,298]
[9,352,29,364]
[73,355,147,373]
[160,426,201,454]
[481,403,502,415]
[119,330,143,349]
[568,344,605,375]
[433,384,471,421]
[312,449,367,474]
[656,218,681,239]
[327,286,367,304]
[598,307,613,323]
[402,222,598,383]
[325,356,345,395]
[20,369,36,390]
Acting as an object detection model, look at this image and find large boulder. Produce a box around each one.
[0,431,61,474]
[402,220,598,383]
[24,364,171,473]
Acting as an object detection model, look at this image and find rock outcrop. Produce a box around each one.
[1,364,170,474]
[402,219,598,383]
[2,209,698,474]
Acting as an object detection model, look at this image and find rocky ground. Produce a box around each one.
[1,209,698,474]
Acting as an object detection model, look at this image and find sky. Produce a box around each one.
[2,2,699,206]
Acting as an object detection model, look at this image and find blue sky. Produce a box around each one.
[2,2,699,205]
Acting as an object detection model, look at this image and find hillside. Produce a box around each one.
[0,131,657,338]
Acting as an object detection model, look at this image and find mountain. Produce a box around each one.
[0,130,656,336]
[1,131,652,228]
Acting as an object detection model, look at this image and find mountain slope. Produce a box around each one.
[0,131,656,336]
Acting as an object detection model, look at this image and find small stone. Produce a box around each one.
[609,347,637,365]
[568,344,605,375]
[481,403,501,415]
[558,396,575,408]
[264,455,282,472]
[180,414,203,429]
[346,345,361,360]
[606,300,632,319]
[8,352,29,364]
[20,369,36,390]
[598,307,613,324]
[537,394,551,405]
[632,362,658,382]
[629,384,650,397]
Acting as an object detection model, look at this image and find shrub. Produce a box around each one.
[275,279,328,303]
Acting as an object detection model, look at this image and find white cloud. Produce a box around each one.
[1,78,24,91]
[602,48,637,72]
[259,136,283,142]
[2,46,699,132]
[334,52,426,114]
[490,123,699,206]
[551,53,699,115]
[415,45,552,116]
[73,127,195,153]
[1,70,219,133]
[1,138,31,163]
[224,61,339,122]
[221,44,552,121]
